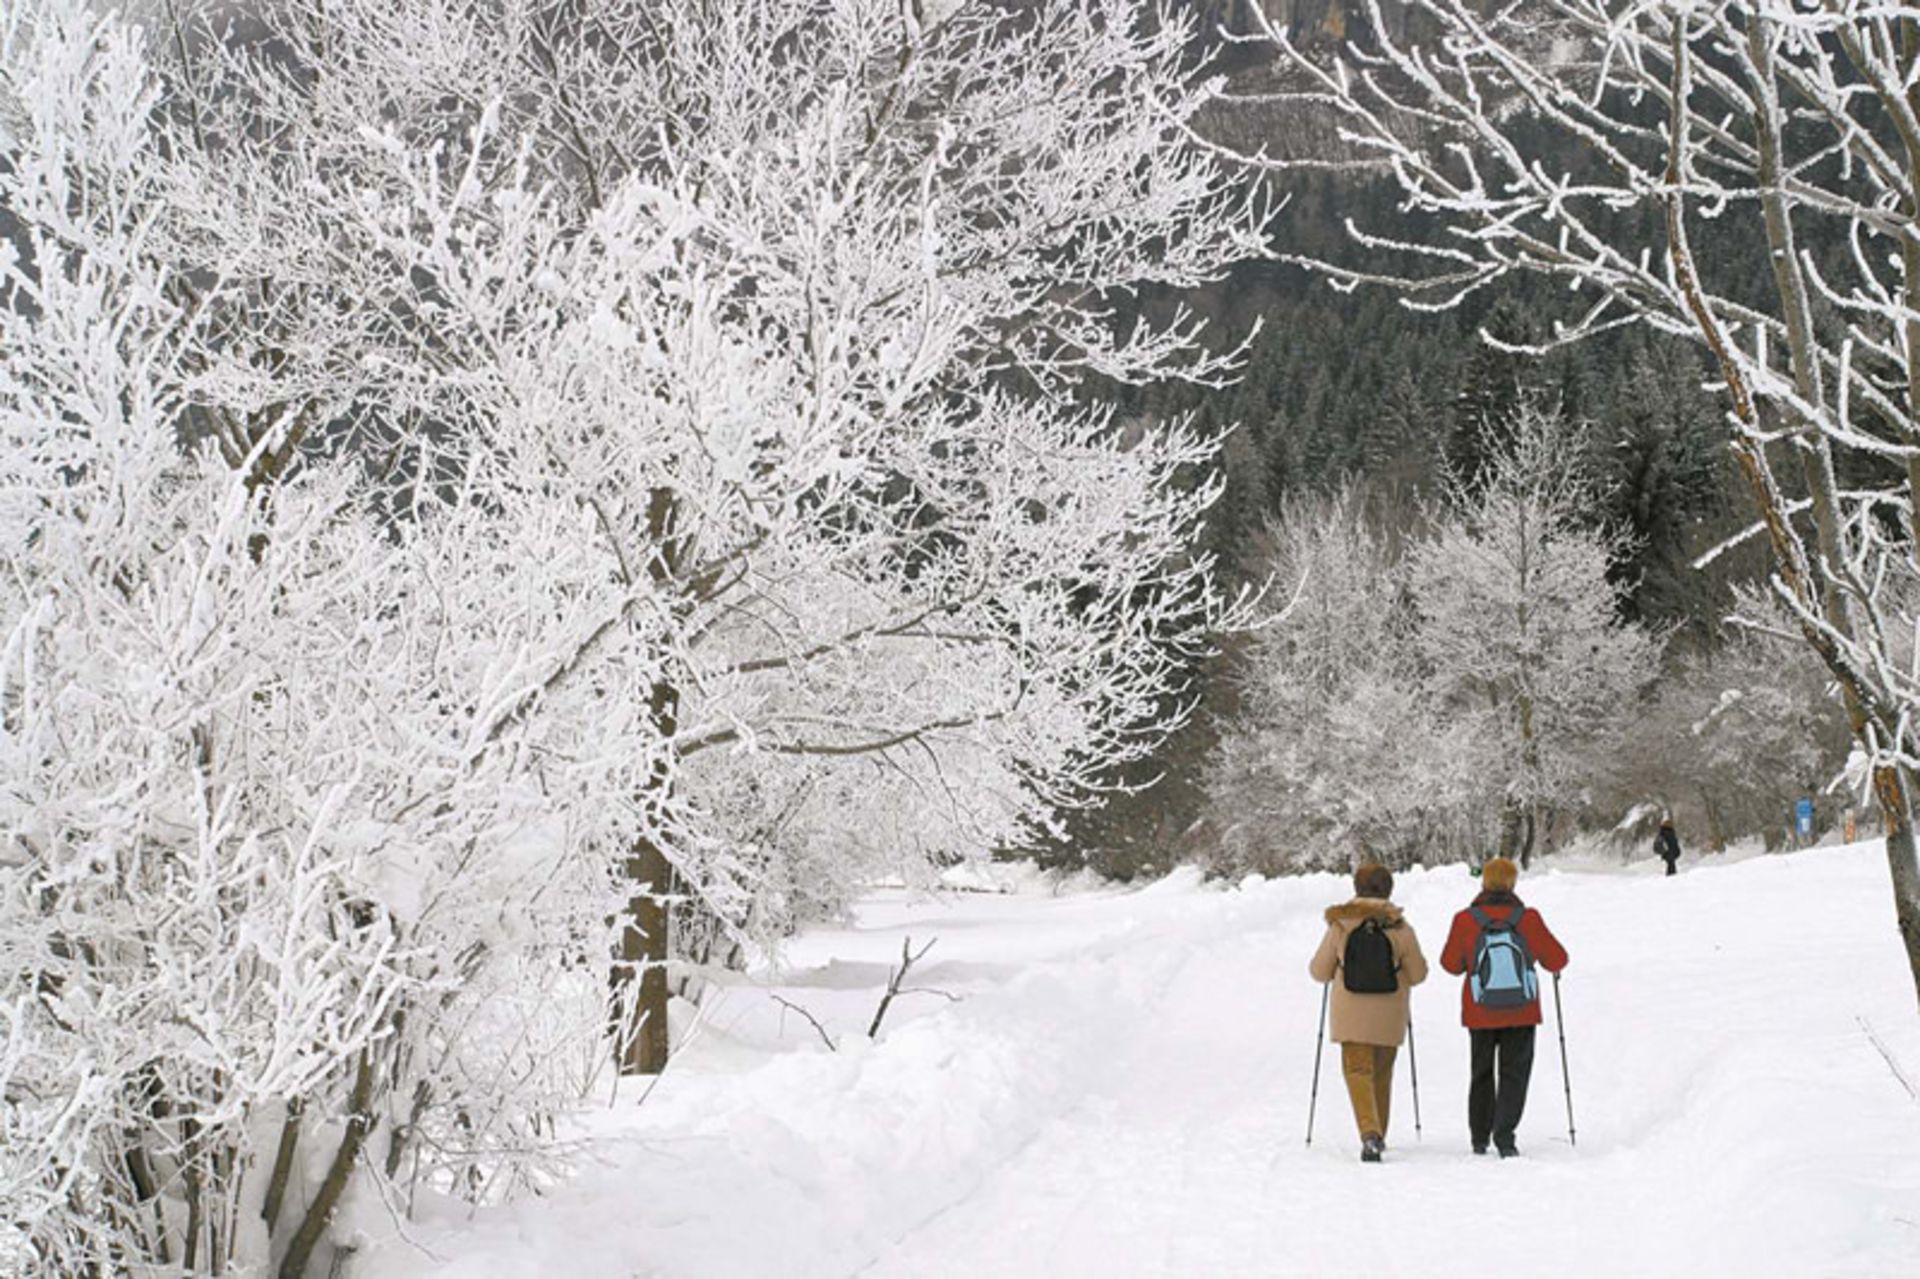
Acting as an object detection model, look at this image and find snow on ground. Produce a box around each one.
[361,845,1920,1278]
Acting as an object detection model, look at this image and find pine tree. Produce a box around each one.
[1447,298,1538,492]
[1592,339,1734,637]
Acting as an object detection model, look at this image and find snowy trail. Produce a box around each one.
[858,855,1918,1277]
[863,858,1918,1277]
[363,847,1920,1279]
[852,918,1297,1277]
[861,917,1313,1277]
[858,902,1623,1277]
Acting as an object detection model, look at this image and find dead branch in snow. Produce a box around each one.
[772,995,839,1053]
[1859,1016,1918,1104]
[867,937,959,1040]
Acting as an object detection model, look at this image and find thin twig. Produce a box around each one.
[868,937,950,1039]
[1858,1015,1919,1103]
[771,995,838,1052]
[894,988,962,1004]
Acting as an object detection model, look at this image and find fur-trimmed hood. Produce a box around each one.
[1324,898,1407,928]
[1309,899,1429,1047]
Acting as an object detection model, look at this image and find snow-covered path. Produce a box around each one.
[859,903,1324,1278]
[363,847,1920,1278]
[858,863,1876,1278]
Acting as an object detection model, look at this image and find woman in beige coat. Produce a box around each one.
[1308,863,1428,1162]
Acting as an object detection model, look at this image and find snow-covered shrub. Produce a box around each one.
[1601,589,1851,851]
[0,8,657,1271]
[2,0,1265,1268]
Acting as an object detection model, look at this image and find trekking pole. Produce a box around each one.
[1306,982,1330,1146]
[1552,971,1577,1147]
[1406,1011,1422,1141]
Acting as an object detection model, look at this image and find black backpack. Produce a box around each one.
[1342,917,1400,993]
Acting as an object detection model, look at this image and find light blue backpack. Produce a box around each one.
[1469,906,1537,1009]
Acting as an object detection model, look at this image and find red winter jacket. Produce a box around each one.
[1439,891,1569,1029]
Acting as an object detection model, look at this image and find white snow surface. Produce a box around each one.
[361,845,1920,1278]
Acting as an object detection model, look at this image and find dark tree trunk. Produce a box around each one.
[262,1098,302,1234]
[613,671,679,1076]
[614,834,674,1075]
[609,488,694,1076]
[1872,765,1920,1014]
[278,1052,375,1279]
[1497,799,1522,864]
[1700,788,1726,854]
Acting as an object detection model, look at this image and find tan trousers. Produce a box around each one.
[1340,1042,1398,1141]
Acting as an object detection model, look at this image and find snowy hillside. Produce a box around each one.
[359,845,1920,1278]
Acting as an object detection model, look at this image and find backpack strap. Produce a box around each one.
[1498,906,1537,969]
[1471,905,1523,931]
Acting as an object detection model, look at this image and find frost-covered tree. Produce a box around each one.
[165,0,1267,1076]
[1,11,663,1275]
[1,0,1265,1270]
[1605,592,1850,854]
[1406,406,1664,865]
[1206,490,1473,871]
[1241,0,1920,1003]
[1207,424,1659,874]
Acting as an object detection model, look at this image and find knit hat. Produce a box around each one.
[1481,857,1519,893]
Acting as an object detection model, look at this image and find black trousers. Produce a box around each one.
[1662,855,1678,876]
[1468,1025,1536,1149]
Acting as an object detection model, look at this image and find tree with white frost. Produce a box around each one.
[1,14,668,1272]
[1603,592,1849,854]
[1406,406,1663,866]
[168,0,1266,1076]
[0,0,1265,1271]
[1239,0,1920,1000]
[1208,488,1472,870]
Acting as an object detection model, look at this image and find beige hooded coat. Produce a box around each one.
[1308,899,1429,1047]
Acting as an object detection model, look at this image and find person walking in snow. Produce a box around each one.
[1655,818,1681,876]
[1308,863,1428,1163]
[1439,857,1568,1158]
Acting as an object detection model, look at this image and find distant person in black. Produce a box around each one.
[1655,818,1681,876]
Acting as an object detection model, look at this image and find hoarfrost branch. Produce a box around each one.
[0,0,1266,1271]
[1237,0,1920,1005]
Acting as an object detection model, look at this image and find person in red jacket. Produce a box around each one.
[1439,856,1568,1158]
